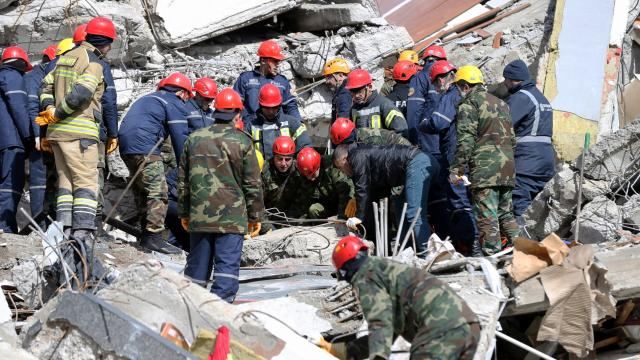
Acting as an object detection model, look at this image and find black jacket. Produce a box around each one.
[348,144,419,219]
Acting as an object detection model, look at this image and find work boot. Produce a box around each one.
[71,229,108,287]
[140,231,182,254]
[94,218,115,242]
[470,239,484,258]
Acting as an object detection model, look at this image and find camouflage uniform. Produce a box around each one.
[261,159,301,212]
[355,127,411,146]
[290,156,354,219]
[122,155,167,233]
[450,85,519,255]
[178,120,263,302]
[350,257,479,359]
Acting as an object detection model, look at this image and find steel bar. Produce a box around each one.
[392,203,408,257]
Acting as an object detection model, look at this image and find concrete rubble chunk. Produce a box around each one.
[289,35,346,79]
[150,0,300,48]
[282,2,376,32]
[571,195,621,244]
[621,194,640,232]
[10,256,56,309]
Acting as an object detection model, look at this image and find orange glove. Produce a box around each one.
[248,222,261,237]
[106,137,118,154]
[180,218,189,231]
[40,138,53,153]
[35,107,58,126]
[344,198,356,218]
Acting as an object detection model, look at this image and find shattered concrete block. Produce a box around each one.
[299,85,334,125]
[283,2,376,32]
[10,256,56,309]
[346,25,414,69]
[150,0,299,48]
[571,195,621,244]
[289,35,346,79]
[621,194,640,232]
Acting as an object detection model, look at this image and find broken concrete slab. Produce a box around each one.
[289,35,346,79]
[10,256,56,309]
[621,194,640,232]
[150,0,300,48]
[571,195,621,243]
[283,3,375,32]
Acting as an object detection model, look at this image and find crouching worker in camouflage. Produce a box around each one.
[178,88,264,303]
[332,235,480,359]
[449,66,519,255]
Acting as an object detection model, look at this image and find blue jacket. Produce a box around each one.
[406,61,441,155]
[245,109,311,161]
[118,90,189,161]
[332,81,352,121]
[419,85,462,168]
[24,63,48,138]
[507,80,555,178]
[185,98,214,133]
[0,65,31,150]
[233,69,301,124]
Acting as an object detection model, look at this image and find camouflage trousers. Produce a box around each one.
[471,186,519,255]
[122,155,168,233]
[410,322,480,359]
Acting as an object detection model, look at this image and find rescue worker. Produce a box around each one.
[245,83,311,162]
[379,50,419,96]
[118,72,192,254]
[346,69,408,138]
[332,235,480,359]
[261,136,301,214]
[73,24,87,45]
[186,77,217,132]
[330,117,411,147]
[386,60,418,117]
[292,147,355,220]
[333,143,439,257]
[233,40,301,124]
[36,16,116,245]
[420,60,482,256]
[449,65,519,255]
[323,58,352,121]
[24,44,57,229]
[0,46,33,233]
[179,88,263,303]
[503,59,556,221]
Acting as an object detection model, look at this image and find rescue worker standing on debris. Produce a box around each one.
[0,46,33,233]
[185,77,217,132]
[24,44,57,229]
[233,40,301,124]
[330,117,411,147]
[503,59,556,222]
[36,16,116,243]
[261,136,301,215]
[449,65,519,255]
[347,69,408,138]
[332,235,480,359]
[386,60,418,117]
[118,72,192,254]
[245,83,311,162]
[291,147,355,220]
[323,58,352,121]
[179,88,264,303]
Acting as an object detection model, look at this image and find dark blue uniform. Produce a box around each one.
[184,98,214,133]
[24,63,48,226]
[507,80,556,217]
[386,82,410,117]
[332,81,352,121]
[0,65,31,232]
[406,61,440,155]
[245,109,311,161]
[233,69,301,124]
[420,86,478,254]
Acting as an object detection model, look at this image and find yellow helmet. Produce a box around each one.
[56,38,75,56]
[398,50,419,64]
[454,65,484,84]
[255,150,265,172]
[323,58,350,76]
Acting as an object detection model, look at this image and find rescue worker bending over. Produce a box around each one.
[330,117,411,147]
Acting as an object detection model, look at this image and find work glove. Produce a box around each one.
[448,172,463,185]
[35,137,41,151]
[106,137,119,154]
[248,222,261,238]
[180,218,189,231]
[344,198,357,218]
[35,107,59,126]
[40,137,53,153]
[346,217,362,230]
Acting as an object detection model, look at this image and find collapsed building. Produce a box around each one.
[3,0,640,359]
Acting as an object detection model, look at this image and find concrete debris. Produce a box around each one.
[10,256,56,310]
[621,194,640,232]
[282,2,376,32]
[571,196,621,244]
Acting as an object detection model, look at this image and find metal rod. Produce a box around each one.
[373,202,381,256]
[392,203,408,257]
[398,207,421,255]
[574,133,591,242]
[495,331,556,360]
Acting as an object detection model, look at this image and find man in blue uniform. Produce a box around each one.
[323,57,352,121]
[185,77,217,132]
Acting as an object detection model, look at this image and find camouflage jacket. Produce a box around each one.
[356,127,412,146]
[261,160,301,212]
[290,155,354,219]
[351,257,478,359]
[450,86,516,189]
[177,121,264,233]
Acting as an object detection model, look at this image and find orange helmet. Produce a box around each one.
[392,60,417,81]
[296,147,321,178]
[330,118,356,145]
[257,40,285,60]
[345,69,372,90]
[332,235,368,270]
[258,83,283,107]
[194,77,218,99]
[73,24,87,43]
[2,46,32,71]
[273,136,295,156]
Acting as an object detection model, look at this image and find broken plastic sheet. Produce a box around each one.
[506,233,570,283]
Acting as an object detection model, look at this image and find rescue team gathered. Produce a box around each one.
[0,15,555,359]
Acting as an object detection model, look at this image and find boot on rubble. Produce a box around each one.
[140,231,182,254]
[94,217,115,242]
[71,229,108,286]
[470,239,484,258]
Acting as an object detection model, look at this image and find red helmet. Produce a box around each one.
[73,24,87,43]
[215,88,243,111]
[429,60,457,81]
[258,83,283,107]
[273,136,295,156]
[157,77,167,90]
[2,46,32,71]
[332,235,368,270]
[345,69,372,90]
[162,72,192,93]
[194,77,218,99]
[392,60,417,81]
[422,45,446,60]
[296,147,321,178]
[86,16,117,40]
[257,40,285,61]
[42,44,57,61]
[330,118,356,145]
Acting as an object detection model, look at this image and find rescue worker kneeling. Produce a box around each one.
[332,235,480,359]
[261,136,301,227]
